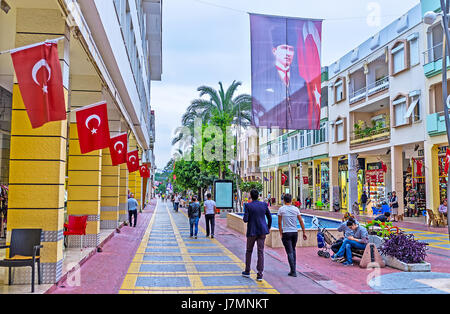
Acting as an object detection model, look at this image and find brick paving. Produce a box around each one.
[47,199,450,294]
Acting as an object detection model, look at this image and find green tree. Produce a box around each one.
[172,81,252,179]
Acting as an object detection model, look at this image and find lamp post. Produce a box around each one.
[424,0,450,237]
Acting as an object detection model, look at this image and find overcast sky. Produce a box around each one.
[151,0,420,169]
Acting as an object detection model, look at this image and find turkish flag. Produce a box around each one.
[11,41,66,128]
[445,149,450,174]
[297,20,322,130]
[281,173,288,185]
[75,102,110,154]
[139,164,150,178]
[127,150,139,173]
[109,133,127,166]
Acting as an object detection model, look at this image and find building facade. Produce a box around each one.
[0,0,161,284]
[328,3,426,215]
[259,67,330,207]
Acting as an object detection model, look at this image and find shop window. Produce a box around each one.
[392,95,409,127]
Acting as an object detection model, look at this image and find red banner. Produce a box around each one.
[11,41,66,128]
[75,102,110,154]
[109,133,127,166]
[139,164,150,178]
[127,150,139,173]
[303,176,309,185]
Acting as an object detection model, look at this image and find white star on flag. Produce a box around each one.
[314,86,321,105]
[42,85,48,93]
[91,128,97,134]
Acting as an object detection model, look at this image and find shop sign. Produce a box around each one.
[438,146,449,155]
[365,169,384,182]
[338,160,348,171]
[303,176,309,184]
[367,162,382,170]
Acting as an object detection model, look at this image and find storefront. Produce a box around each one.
[338,160,348,210]
[408,150,426,213]
[320,162,329,205]
[0,85,11,238]
[437,146,448,205]
[365,162,386,208]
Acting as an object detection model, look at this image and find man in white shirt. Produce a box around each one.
[278,194,307,277]
[204,193,217,238]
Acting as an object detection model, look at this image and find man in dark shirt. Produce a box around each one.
[242,189,272,282]
[375,212,391,223]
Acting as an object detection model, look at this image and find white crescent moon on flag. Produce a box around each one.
[114,141,124,152]
[129,155,137,162]
[85,114,101,130]
[303,21,321,59]
[32,59,51,86]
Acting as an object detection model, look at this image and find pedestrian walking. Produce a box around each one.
[174,193,180,212]
[360,191,368,213]
[127,193,139,227]
[188,196,201,239]
[204,193,216,238]
[267,192,272,206]
[242,189,272,282]
[277,194,307,277]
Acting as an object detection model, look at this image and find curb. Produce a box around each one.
[44,221,126,294]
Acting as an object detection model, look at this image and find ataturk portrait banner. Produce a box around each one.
[250,14,322,130]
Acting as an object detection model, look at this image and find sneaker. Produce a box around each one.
[194,236,197,239]
[242,271,250,278]
[337,257,346,263]
[256,274,263,282]
[288,272,297,277]
[342,261,353,266]
[331,254,339,261]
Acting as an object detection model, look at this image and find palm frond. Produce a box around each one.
[197,85,222,111]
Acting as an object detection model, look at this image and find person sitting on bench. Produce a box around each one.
[374,212,391,223]
[331,220,369,266]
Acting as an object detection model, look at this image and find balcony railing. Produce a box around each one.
[367,76,389,96]
[349,87,367,104]
[350,126,390,147]
[423,42,444,65]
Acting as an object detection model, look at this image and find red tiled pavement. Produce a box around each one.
[48,200,156,294]
[196,209,450,294]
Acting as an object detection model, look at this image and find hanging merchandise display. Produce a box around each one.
[365,162,385,208]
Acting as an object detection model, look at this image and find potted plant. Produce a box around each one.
[379,233,430,272]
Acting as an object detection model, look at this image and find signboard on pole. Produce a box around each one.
[214,180,234,210]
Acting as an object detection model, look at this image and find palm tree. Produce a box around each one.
[172,80,252,150]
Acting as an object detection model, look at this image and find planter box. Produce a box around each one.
[383,255,431,272]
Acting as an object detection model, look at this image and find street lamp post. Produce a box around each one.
[424,0,450,237]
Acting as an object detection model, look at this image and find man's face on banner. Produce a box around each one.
[272,44,295,68]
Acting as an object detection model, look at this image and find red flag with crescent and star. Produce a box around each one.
[75,101,110,154]
[109,133,128,166]
[139,164,150,178]
[445,149,450,174]
[10,40,66,128]
[127,150,139,173]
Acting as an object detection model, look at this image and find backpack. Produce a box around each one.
[317,232,325,248]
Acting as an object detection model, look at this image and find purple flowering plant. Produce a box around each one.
[379,232,428,264]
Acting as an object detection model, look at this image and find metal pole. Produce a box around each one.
[439,0,450,237]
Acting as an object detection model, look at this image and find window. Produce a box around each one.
[268,144,272,155]
[408,34,420,66]
[300,131,305,148]
[336,121,344,142]
[335,79,344,102]
[306,130,312,146]
[408,91,421,122]
[393,96,408,127]
[392,43,406,74]
[282,137,288,154]
[291,135,298,151]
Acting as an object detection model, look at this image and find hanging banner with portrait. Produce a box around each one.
[250,14,323,130]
